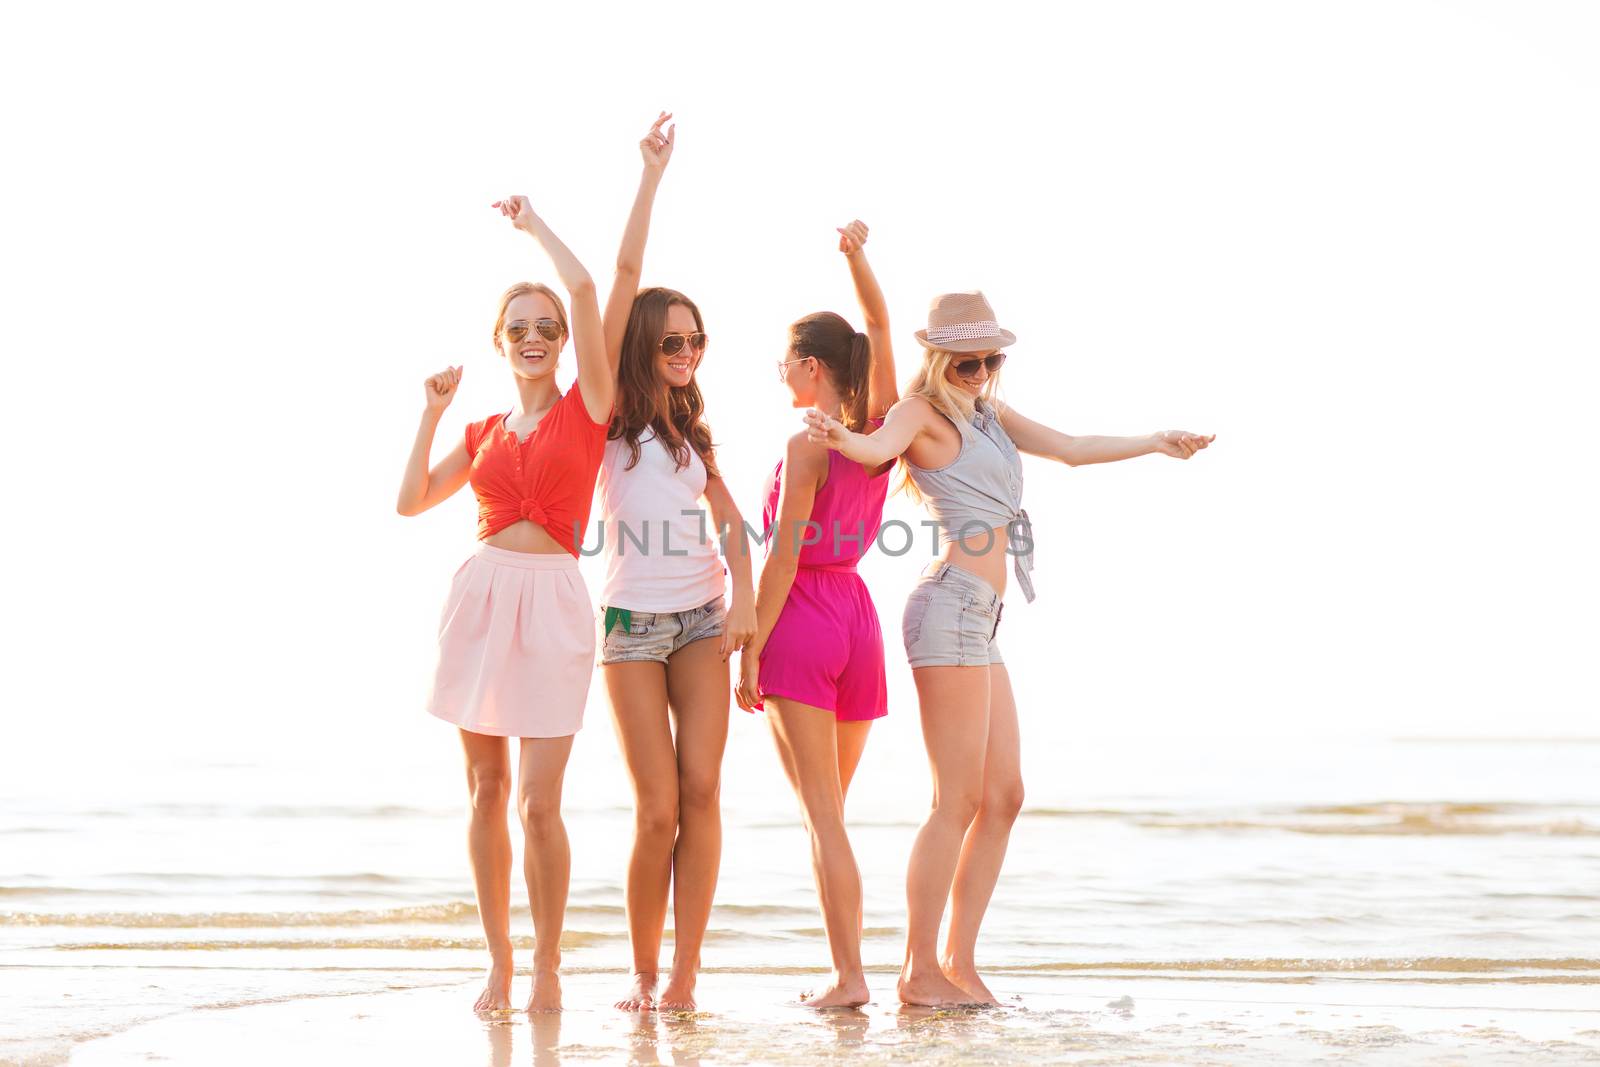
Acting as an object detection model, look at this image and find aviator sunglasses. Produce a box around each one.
[953,352,1007,380]
[658,332,708,356]
[504,319,563,344]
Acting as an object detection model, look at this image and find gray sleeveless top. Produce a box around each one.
[906,398,1036,602]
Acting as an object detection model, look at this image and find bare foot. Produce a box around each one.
[526,969,562,1014]
[897,966,979,1008]
[473,959,514,1013]
[657,969,698,1012]
[939,957,999,1006]
[800,971,870,1009]
[615,971,658,1012]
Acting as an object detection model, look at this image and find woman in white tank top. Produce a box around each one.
[594,115,758,1013]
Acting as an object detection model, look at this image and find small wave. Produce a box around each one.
[1138,801,1600,837]
[56,930,623,952]
[710,903,818,918]
[70,803,452,820]
[2,901,483,929]
[1023,807,1177,819]
[1292,801,1566,817]
[1003,957,1600,974]
[0,885,131,899]
[100,871,419,885]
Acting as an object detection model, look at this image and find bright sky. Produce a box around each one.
[4,0,1597,773]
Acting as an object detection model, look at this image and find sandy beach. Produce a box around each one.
[6,736,1599,1065]
[56,969,1600,1066]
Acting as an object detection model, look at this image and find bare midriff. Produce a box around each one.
[484,519,569,555]
[937,523,1010,598]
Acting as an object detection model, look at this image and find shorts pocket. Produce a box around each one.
[901,592,932,653]
[599,606,655,639]
[958,598,998,661]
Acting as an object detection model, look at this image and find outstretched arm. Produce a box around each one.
[997,404,1215,465]
[802,394,931,468]
[734,436,828,712]
[836,220,898,418]
[603,112,676,378]
[396,366,472,515]
[494,196,611,423]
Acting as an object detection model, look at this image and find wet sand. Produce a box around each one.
[63,969,1600,1066]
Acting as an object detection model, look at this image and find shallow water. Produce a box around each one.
[3,735,1598,1064]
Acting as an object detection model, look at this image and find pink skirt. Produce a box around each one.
[425,544,595,738]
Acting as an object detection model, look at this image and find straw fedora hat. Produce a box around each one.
[913,291,1017,352]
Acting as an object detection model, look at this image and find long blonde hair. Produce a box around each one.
[896,346,1004,502]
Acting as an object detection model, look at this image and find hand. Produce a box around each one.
[734,646,762,711]
[640,111,675,172]
[719,598,757,662]
[491,195,537,233]
[803,408,850,450]
[1154,430,1215,459]
[836,219,868,255]
[424,366,462,413]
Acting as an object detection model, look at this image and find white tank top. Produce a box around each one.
[596,428,727,612]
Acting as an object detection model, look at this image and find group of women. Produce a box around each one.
[395,113,1214,1015]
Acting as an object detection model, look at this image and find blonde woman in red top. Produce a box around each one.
[396,196,613,1014]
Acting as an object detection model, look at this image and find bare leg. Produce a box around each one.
[836,719,873,939]
[768,697,870,1009]
[836,720,873,802]
[604,661,675,1011]
[898,665,990,1007]
[941,664,1023,1005]
[460,729,514,1013]
[659,637,730,1011]
[518,734,576,1013]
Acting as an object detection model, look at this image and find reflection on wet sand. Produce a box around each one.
[478,1010,560,1067]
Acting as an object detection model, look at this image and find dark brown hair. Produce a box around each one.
[611,287,718,476]
[790,311,871,432]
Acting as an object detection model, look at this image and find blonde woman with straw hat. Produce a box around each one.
[804,291,1214,1007]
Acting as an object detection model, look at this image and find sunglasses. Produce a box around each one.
[776,356,812,382]
[953,352,1007,380]
[504,319,563,344]
[658,332,708,356]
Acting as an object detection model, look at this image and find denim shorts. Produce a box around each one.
[598,597,726,665]
[902,562,1005,668]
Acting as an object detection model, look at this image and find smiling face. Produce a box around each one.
[497,289,567,382]
[942,348,1002,397]
[658,302,703,389]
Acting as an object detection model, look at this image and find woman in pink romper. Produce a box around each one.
[734,220,897,1008]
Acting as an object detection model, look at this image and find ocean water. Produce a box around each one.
[4,733,1598,1064]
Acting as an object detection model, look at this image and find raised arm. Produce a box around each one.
[396,365,473,516]
[493,195,612,423]
[803,394,933,468]
[603,112,676,378]
[997,404,1215,465]
[702,473,756,661]
[734,435,828,712]
[836,220,898,417]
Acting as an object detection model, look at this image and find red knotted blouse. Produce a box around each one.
[464,383,609,557]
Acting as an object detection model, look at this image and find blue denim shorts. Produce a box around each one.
[597,597,726,665]
[902,562,1005,668]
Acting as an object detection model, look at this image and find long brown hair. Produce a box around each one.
[612,287,718,476]
[790,311,871,432]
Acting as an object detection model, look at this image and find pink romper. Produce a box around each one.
[754,440,890,721]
